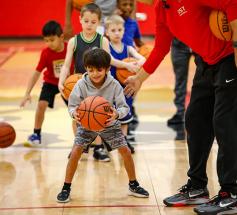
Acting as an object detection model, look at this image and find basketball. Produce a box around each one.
[116,58,137,85]
[63,74,82,100]
[72,0,93,10]
[77,96,112,131]
[209,10,232,41]
[138,44,153,59]
[0,122,16,148]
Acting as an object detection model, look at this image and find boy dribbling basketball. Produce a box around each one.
[57,48,149,203]
[20,20,73,145]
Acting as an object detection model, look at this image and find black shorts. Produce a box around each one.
[39,82,68,108]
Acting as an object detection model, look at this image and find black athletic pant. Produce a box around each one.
[186,54,237,194]
[171,38,192,116]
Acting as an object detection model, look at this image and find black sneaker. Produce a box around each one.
[93,148,110,162]
[129,183,149,198]
[163,180,210,207]
[167,113,184,125]
[57,189,70,203]
[194,191,237,215]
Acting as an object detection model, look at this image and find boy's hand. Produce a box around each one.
[19,94,31,108]
[58,82,65,96]
[125,62,140,73]
[106,107,118,125]
[73,107,81,123]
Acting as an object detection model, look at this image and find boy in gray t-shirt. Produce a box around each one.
[57,48,149,203]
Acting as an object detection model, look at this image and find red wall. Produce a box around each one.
[0,1,155,37]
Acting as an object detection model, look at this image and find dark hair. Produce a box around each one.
[42,20,63,37]
[80,3,102,20]
[83,48,111,69]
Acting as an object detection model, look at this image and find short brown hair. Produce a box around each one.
[104,15,124,30]
[83,48,111,69]
[80,3,102,20]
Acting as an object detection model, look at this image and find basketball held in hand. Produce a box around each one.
[116,58,137,85]
[209,10,232,41]
[63,74,82,100]
[138,44,153,59]
[0,122,16,148]
[72,0,93,10]
[77,96,112,132]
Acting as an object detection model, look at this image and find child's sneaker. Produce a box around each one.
[57,189,71,203]
[27,133,41,145]
[93,148,110,162]
[129,182,149,198]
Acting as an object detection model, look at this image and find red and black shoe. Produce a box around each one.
[163,180,210,207]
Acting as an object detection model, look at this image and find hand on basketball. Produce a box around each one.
[19,94,32,108]
[124,75,142,97]
[125,62,140,73]
[106,107,118,125]
[73,108,81,123]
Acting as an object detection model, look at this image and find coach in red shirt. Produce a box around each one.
[125,0,237,214]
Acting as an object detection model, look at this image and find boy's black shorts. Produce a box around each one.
[39,82,68,108]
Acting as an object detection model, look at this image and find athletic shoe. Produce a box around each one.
[163,180,210,206]
[194,191,237,215]
[129,183,149,198]
[167,113,184,125]
[57,189,71,203]
[93,148,110,162]
[27,133,41,145]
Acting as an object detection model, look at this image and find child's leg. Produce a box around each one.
[118,146,136,180]
[93,136,110,162]
[121,124,128,136]
[118,145,149,198]
[65,144,84,183]
[57,144,84,203]
[34,100,48,129]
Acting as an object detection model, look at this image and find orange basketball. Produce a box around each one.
[0,122,16,148]
[209,10,232,41]
[138,44,153,59]
[77,96,112,131]
[72,0,93,10]
[63,74,82,100]
[116,58,136,85]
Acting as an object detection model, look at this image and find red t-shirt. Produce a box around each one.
[143,0,237,74]
[36,42,73,85]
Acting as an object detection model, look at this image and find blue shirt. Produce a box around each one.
[122,17,141,47]
[109,43,129,78]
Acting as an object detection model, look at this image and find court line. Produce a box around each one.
[0,48,17,67]
[0,204,159,211]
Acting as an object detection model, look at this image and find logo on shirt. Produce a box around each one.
[53,59,65,78]
[177,6,187,16]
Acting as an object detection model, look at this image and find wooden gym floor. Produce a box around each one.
[0,39,219,215]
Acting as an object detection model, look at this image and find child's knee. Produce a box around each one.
[118,146,131,156]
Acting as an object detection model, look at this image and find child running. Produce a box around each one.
[20,20,73,145]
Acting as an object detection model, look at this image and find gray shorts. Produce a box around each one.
[74,121,127,151]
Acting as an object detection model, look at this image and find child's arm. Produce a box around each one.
[102,37,140,73]
[134,38,144,48]
[58,37,75,94]
[68,81,83,122]
[113,84,130,120]
[19,71,41,107]
[64,0,74,40]
[128,46,146,67]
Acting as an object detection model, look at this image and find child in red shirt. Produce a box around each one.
[20,20,73,145]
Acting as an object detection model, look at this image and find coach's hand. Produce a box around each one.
[124,67,150,97]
